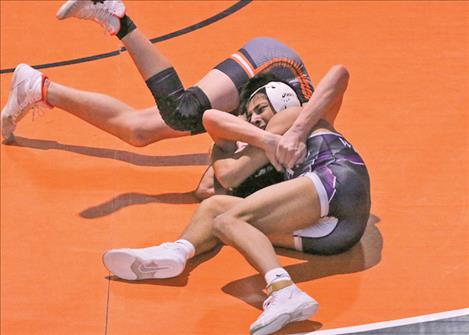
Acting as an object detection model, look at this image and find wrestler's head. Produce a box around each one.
[239,73,301,129]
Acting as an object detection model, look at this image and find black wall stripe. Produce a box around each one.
[0,0,252,74]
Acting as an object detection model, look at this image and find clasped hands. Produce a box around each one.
[261,128,307,173]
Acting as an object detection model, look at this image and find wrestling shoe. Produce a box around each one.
[56,0,126,35]
[1,64,51,142]
[103,243,188,280]
[250,284,318,335]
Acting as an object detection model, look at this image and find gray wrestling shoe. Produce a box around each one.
[103,243,187,280]
[250,284,318,335]
[56,0,126,35]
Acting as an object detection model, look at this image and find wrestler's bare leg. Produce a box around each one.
[46,83,188,146]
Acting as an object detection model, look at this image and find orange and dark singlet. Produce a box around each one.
[215,37,314,103]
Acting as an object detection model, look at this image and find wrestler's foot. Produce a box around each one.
[56,0,125,35]
[250,284,318,335]
[103,243,189,280]
[1,64,51,142]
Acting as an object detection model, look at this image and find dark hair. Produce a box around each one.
[238,72,292,116]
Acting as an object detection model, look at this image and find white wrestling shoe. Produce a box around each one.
[1,64,51,142]
[56,0,126,35]
[250,284,318,335]
[103,243,188,280]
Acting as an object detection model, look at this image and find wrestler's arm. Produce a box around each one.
[203,108,299,151]
[193,165,229,200]
[290,65,349,138]
[206,107,302,189]
[276,65,350,168]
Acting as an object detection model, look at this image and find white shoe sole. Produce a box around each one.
[1,101,16,142]
[56,0,79,20]
[102,249,185,280]
[1,115,16,143]
[250,301,319,335]
[56,0,126,20]
[1,63,28,141]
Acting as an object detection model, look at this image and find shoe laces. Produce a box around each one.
[79,3,116,30]
[10,81,41,122]
[31,105,46,122]
[262,293,278,310]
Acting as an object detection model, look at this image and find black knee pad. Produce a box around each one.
[145,68,211,134]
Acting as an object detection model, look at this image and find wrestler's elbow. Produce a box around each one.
[332,64,350,88]
[214,170,235,189]
[202,109,222,132]
[213,167,240,189]
[331,64,349,76]
[194,184,215,201]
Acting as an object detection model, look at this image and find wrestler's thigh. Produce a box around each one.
[224,177,321,235]
[195,69,239,112]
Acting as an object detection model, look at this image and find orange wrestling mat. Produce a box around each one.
[1,1,467,334]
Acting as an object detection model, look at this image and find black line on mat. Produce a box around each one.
[0,0,252,74]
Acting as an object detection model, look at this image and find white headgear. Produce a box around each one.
[249,81,301,113]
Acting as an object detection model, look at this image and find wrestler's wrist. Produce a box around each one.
[288,123,308,142]
[260,132,278,151]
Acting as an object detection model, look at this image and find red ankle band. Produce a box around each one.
[41,75,53,108]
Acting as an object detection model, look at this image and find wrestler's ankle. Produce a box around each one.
[116,15,137,40]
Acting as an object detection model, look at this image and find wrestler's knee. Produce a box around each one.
[145,68,211,133]
[199,195,229,215]
[212,212,240,242]
[157,90,206,133]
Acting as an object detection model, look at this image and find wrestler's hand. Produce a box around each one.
[276,128,307,170]
[262,133,283,172]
